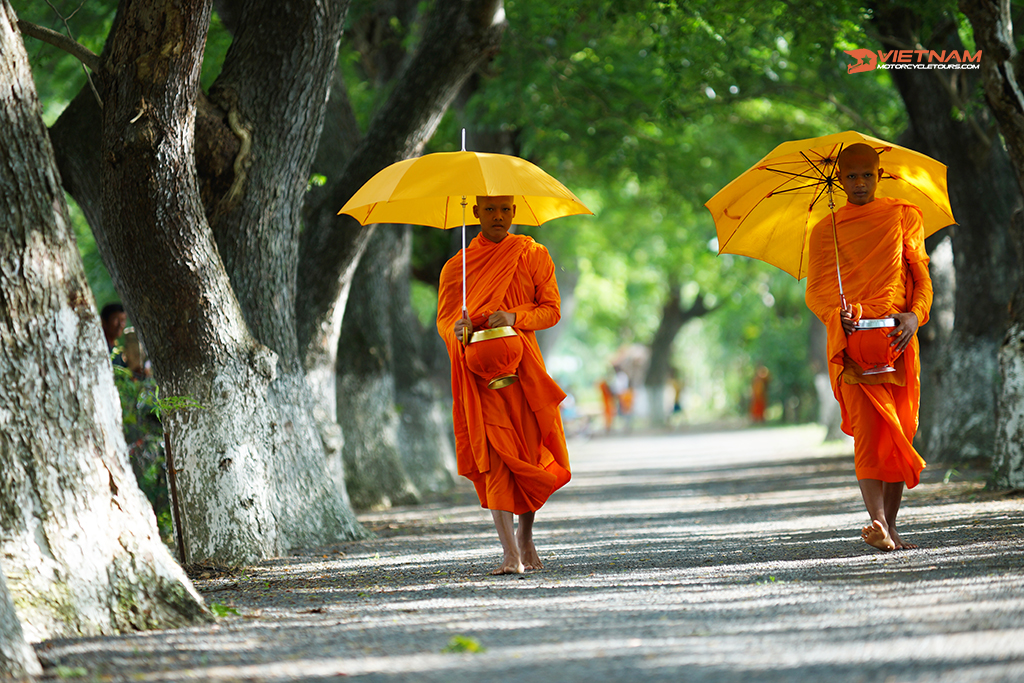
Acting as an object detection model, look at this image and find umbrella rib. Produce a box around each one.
[764,167,826,181]
[768,182,827,195]
[717,187,789,256]
[811,180,832,208]
[799,150,838,182]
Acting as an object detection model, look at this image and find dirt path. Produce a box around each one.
[36,425,1024,682]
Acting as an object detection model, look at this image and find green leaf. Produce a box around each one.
[210,602,240,617]
[443,635,486,653]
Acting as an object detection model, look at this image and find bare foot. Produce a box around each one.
[889,527,918,550]
[491,555,524,575]
[861,520,896,551]
[519,540,543,571]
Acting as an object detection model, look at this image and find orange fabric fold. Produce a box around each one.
[805,198,932,487]
[437,233,570,513]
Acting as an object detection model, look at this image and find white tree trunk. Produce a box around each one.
[0,562,40,679]
[337,230,419,509]
[994,323,1024,488]
[0,0,208,641]
[923,334,1000,462]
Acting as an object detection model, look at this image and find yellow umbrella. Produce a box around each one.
[339,151,591,228]
[705,130,956,281]
[339,138,592,321]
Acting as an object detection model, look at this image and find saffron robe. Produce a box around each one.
[805,197,933,488]
[437,233,571,514]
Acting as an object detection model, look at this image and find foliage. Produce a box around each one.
[416,0,907,420]
[442,635,486,653]
[112,364,204,545]
[209,602,240,618]
[112,366,171,541]
[13,0,117,125]
[19,0,919,427]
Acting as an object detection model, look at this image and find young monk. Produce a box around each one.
[805,143,933,552]
[436,195,571,574]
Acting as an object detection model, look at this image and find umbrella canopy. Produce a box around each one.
[705,130,955,280]
[338,151,592,228]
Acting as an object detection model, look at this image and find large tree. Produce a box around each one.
[868,1,1019,466]
[20,0,505,563]
[0,0,207,642]
[959,0,1024,488]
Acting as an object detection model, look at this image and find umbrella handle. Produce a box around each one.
[828,186,848,311]
[462,307,469,345]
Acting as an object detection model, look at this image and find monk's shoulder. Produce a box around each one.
[439,251,463,283]
[808,213,833,244]
[876,196,921,219]
[519,235,550,258]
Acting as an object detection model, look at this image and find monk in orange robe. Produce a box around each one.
[437,195,571,574]
[805,144,933,552]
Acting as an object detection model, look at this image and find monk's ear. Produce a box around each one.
[876,166,884,179]
[511,204,516,217]
[472,204,480,219]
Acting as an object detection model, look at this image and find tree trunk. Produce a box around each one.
[957,0,1024,487]
[296,0,505,505]
[870,4,1020,465]
[337,228,419,508]
[97,0,363,566]
[296,0,507,361]
[202,0,370,547]
[0,561,40,679]
[645,286,712,426]
[390,226,457,494]
[1,0,208,642]
[916,235,957,450]
[43,0,505,559]
[808,317,844,440]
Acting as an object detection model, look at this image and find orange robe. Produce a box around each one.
[805,197,933,488]
[437,233,571,514]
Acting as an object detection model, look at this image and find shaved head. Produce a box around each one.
[836,143,883,205]
[837,143,880,171]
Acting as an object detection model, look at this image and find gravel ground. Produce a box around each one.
[34,425,1024,682]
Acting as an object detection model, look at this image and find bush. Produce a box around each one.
[112,365,202,546]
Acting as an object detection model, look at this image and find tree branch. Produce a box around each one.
[16,19,101,73]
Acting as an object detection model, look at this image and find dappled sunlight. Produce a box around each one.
[36,428,1024,681]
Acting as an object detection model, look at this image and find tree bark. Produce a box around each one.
[870,4,1020,464]
[296,0,507,360]
[916,234,957,450]
[0,0,208,642]
[389,226,457,494]
[644,285,713,426]
[0,561,40,679]
[202,0,370,547]
[959,0,1024,488]
[808,316,845,440]
[298,0,505,505]
[96,0,363,566]
[42,0,506,559]
[336,228,419,508]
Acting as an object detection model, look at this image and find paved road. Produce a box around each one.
[38,425,1024,682]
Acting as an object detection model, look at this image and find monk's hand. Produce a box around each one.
[454,317,473,343]
[888,312,919,353]
[488,310,516,328]
[839,304,857,336]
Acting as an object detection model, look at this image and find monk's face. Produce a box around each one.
[837,156,883,205]
[473,195,516,243]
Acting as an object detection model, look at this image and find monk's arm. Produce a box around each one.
[436,262,469,345]
[508,245,561,331]
[902,206,932,326]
